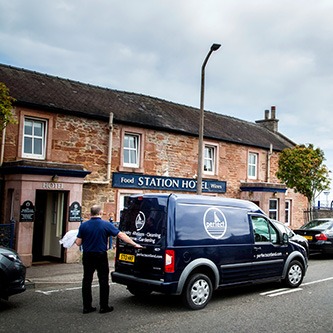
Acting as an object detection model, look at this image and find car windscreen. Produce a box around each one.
[300,220,333,231]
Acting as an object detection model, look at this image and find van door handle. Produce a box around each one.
[254,247,261,251]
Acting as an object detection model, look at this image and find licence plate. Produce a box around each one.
[303,235,313,240]
[119,253,135,263]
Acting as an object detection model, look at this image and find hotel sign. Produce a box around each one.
[112,172,226,193]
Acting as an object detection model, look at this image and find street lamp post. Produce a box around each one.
[196,43,221,194]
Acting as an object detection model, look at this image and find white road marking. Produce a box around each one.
[34,282,117,295]
[34,277,333,297]
[301,276,333,286]
[260,276,333,297]
[262,288,303,297]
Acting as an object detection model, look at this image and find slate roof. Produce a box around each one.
[0,63,294,151]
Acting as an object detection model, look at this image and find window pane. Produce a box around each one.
[124,150,129,164]
[124,135,129,147]
[129,150,137,164]
[269,200,277,209]
[34,138,43,155]
[269,211,277,220]
[33,122,43,137]
[24,137,32,154]
[204,160,213,171]
[128,136,136,149]
[24,120,33,135]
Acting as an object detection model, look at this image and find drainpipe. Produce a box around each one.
[0,126,6,166]
[267,143,273,182]
[107,112,114,182]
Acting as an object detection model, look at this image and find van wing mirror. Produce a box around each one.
[282,232,289,245]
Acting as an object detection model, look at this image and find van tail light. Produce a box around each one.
[165,249,175,273]
[315,233,328,241]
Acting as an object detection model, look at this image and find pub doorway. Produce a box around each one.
[32,190,68,263]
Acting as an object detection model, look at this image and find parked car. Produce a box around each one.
[271,220,309,257]
[294,218,333,256]
[0,246,26,300]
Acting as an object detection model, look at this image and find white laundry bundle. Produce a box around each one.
[59,229,78,248]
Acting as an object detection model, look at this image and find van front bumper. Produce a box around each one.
[111,271,179,294]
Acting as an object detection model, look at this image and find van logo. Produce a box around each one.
[135,211,146,231]
[203,208,227,239]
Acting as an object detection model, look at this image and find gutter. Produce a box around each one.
[0,126,6,166]
[107,112,114,182]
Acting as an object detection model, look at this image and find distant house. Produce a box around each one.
[0,64,307,266]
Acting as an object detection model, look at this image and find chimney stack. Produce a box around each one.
[255,106,279,132]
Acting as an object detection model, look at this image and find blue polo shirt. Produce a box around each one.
[77,217,120,252]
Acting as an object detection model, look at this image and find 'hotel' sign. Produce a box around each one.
[112,172,226,193]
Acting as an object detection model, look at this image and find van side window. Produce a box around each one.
[251,216,278,244]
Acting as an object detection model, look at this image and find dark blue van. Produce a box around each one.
[111,194,308,310]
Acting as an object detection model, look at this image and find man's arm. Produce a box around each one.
[117,231,143,248]
[75,237,82,246]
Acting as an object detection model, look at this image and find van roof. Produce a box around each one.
[131,193,264,214]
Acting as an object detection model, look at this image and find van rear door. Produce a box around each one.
[115,195,168,280]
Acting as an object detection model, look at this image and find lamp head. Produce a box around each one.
[211,43,221,51]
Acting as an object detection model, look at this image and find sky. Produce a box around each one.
[1,0,333,204]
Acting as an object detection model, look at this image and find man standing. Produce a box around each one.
[75,204,142,314]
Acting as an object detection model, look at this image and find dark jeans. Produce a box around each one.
[82,252,109,309]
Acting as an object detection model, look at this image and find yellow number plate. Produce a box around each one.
[303,235,313,240]
[119,253,135,263]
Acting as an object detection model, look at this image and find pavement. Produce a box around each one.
[25,250,115,290]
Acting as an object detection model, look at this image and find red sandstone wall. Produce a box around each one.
[2,106,307,227]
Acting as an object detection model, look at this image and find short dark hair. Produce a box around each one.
[91,205,102,216]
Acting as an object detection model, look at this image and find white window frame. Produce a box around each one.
[22,117,47,159]
[123,133,140,167]
[117,190,141,221]
[248,152,258,179]
[285,200,291,226]
[204,145,215,175]
[269,199,279,220]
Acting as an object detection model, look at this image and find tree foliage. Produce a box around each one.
[276,144,331,207]
[0,82,16,131]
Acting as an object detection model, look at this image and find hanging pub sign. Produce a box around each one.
[69,201,82,222]
[20,200,35,222]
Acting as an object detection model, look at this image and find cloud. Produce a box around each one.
[1,0,333,180]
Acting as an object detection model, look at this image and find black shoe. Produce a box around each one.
[99,306,114,313]
[83,307,96,314]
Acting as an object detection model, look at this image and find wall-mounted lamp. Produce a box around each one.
[51,174,59,182]
[273,192,277,197]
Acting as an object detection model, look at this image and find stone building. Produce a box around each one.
[0,64,307,266]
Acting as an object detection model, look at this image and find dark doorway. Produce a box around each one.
[33,190,68,263]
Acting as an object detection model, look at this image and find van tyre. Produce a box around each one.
[283,260,304,288]
[182,273,213,310]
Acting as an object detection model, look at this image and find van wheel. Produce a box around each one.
[127,285,152,297]
[182,273,212,310]
[283,260,304,288]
